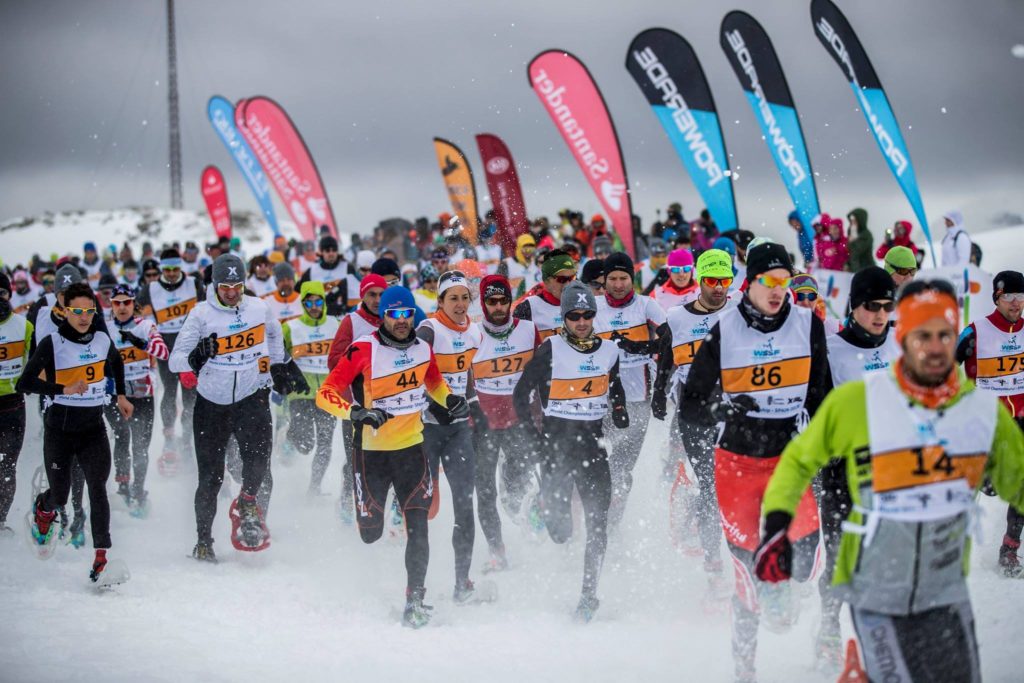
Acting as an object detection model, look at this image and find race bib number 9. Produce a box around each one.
[56,360,105,386]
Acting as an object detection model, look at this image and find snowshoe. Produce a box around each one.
[229,496,270,552]
[838,639,868,682]
[191,541,218,563]
[481,547,509,574]
[66,510,87,549]
[759,580,799,634]
[998,537,1023,578]
[813,624,844,675]
[453,578,498,605]
[573,594,600,623]
[116,481,131,507]
[402,588,433,629]
[26,502,60,560]
[129,491,150,519]
[90,552,130,589]
[157,449,179,478]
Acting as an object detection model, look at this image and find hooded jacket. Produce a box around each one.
[876,220,922,260]
[815,221,849,271]
[941,210,972,267]
[282,281,334,397]
[845,208,875,272]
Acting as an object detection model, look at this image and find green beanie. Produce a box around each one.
[696,249,735,281]
[541,252,576,280]
[884,246,917,272]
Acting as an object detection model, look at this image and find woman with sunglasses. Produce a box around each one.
[790,273,841,336]
[416,271,488,604]
[652,248,699,312]
[594,252,667,530]
[105,284,170,516]
[651,248,737,602]
[814,266,898,669]
[956,270,1024,578]
[512,249,577,341]
[19,282,133,584]
[679,242,831,682]
[502,233,540,299]
[135,248,205,474]
[513,281,628,622]
[317,286,460,628]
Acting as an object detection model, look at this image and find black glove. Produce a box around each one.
[469,398,489,432]
[611,405,629,429]
[285,359,310,395]
[654,268,670,286]
[713,394,759,422]
[270,363,293,395]
[981,478,997,497]
[651,389,667,421]
[324,286,343,313]
[446,394,470,421]
[754,512,793,583]
[119,330,148,350]
[610,331,650,356]
[350,406,392,429]
[188,333,218,373]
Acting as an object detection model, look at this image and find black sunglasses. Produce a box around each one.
[862,301,895,313]
[564,310,596,322]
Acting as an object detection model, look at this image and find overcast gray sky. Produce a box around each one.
[2,0,1022,243]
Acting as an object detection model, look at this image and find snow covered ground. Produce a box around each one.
[2,406,1022,682]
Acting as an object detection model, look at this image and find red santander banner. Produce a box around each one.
[528,50,635,258]
[476,133,528,256]
[200,165,232,239]
[235,96,337,241]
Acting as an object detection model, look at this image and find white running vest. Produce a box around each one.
[246,276,277,299]
[0,313,28,380]
[306,262,349,292]
[526,295,563,340]
[666,305,726,393]
[51,331,112,407]
[865,370,995,522]
[543,335,620,421]
[265,293,303,323]
[826,333,900,387]
[34,308,58,346]
[111,318,155,382]
[419,318,481,397]
[148,279,198,334]
[595,294,666,403]
[972,317,1024,397]
[81,260,103,287]
[653,284,698,312]
[718,305,812,419]
[289,317,340,375]
[472,320,536,396]
[347,310,379,351]
[365,334,432,416]
[205,304,270,374]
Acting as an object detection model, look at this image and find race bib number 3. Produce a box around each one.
[0,340,26,361]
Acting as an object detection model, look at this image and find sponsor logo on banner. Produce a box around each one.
[485,156,510,175]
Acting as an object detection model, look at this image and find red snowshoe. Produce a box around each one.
[229,496,270,552]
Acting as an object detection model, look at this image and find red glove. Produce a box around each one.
[179,371,198,390]
[753,512,793,583]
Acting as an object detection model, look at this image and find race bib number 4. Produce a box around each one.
[549,375,608,400]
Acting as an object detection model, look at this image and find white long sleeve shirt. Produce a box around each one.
[169,294,285,405]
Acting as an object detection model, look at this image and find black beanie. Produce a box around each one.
[848,266,896,312]
[603,252,634,277]
[319,235,339,251]
[581,259,605,285]
[993,271,1024,303]
[745,242,793,281]
[371,258,401,278]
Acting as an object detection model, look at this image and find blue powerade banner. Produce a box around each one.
[720,11,818,248]
[626,28,738,233]
[207,95,280,237]
[810,0,934,265]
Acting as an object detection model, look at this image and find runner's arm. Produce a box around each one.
[327,314,354,370]
[105,337,127,396]
[315,341,369,419]
[652,324,674,395]
[16,336,60,395]
[679,322,722,428]
[168,310,202,374]
[513,339,551,423]
[608,356,626,413]
[423,347,451,406]
[804,315,832,417]
[988,403,1024,510]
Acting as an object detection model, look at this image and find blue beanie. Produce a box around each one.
[379,285,415,313]
[712,236,737,257]
[84,241,97,252]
